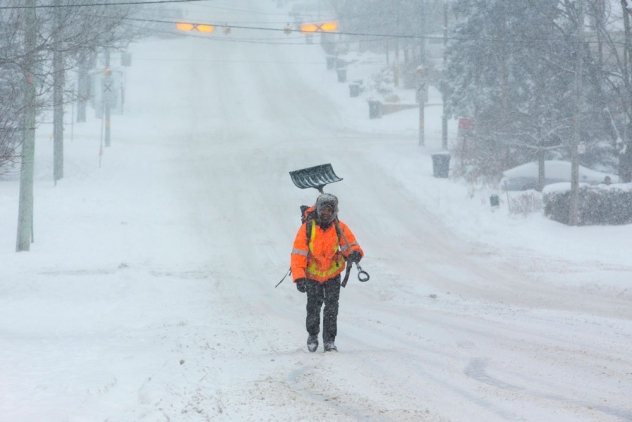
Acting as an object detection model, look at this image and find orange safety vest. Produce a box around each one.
[291,219,363,283]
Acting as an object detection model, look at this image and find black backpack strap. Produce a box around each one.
[305,219,312,243]
[300,205,310,223]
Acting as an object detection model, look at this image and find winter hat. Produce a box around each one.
[315,193,338,218]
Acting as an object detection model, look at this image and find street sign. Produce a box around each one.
[416,81,427,104]
[578,143,586,154]
[101,76,117,107]
[121,52,132,67]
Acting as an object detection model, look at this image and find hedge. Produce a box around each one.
[543,183,632,225]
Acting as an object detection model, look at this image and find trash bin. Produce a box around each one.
[349,83,360,97]
[336,59,346,69]
[337,68,347,83]
[431,152,451,178]
[368,101,382,119]
[490,194,499,207]
[326,56,336,70]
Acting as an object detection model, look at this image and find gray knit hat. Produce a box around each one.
[315,193,338,219]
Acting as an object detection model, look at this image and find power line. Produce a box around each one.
[120,21,329,45]
[119,18,393,46]
[0,0,208,10]
[133,57,326,64]
[121,16,446,40]
[120,16,619,45]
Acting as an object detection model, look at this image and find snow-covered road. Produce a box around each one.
[1,0,631,421]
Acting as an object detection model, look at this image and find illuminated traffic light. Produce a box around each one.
[319,22,339,32]
[176,22,193,31]
[300,22,339,33]
[176,22,215,33]
[197,24,215,33]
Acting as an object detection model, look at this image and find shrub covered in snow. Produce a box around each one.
[543,183,632,225]
[508,190,543,217]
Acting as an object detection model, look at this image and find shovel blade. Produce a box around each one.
[289,164,343,191]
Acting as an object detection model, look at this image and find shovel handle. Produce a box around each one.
[356,265,370,282]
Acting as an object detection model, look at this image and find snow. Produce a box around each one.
[502,160,619,191]
[542,182,588,194]
[1,0,631,421]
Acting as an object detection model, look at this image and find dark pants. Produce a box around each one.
[306,275,341,343]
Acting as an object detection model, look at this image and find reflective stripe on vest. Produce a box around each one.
[306,220,345,279]
[292,248,308,256]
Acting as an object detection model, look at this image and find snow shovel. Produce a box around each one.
[289,163,343,193]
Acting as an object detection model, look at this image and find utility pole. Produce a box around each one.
[53,0,64,183]
[569,0,585,226]
[418,0,426,146]
[620,0,632,182]
[77,50,88,123]
[16,0,37,252]
[441,0,448,150]
[104,48,111,147]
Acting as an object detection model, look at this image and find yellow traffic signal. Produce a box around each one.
[176,22,194,31]
[197,24,215,33]
[319,22,338,32]
[176,22,215,33]
[300,22,338,33]
[300,23,318,33]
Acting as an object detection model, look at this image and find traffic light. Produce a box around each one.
[176,22,215,33]
[300,22,338,33]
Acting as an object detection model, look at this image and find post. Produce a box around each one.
[441,0,448,150]
[537,141,545,192]
[620,0,632,182]
[17,0,37,252]
[104,48,111,147]
[419,0,426,146]
[77,50,88,123]
[53,0,64,183]
[70,97,74,142]
[569,0,585,226]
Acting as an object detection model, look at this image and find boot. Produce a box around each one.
[307,335,318,352]
[324,341,337,352]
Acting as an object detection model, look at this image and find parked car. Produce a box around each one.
[500,160,618,191]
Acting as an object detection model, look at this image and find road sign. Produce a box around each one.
[121,52,132,67]
[101,76,117,107]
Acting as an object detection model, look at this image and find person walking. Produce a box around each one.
[290,193,364,352]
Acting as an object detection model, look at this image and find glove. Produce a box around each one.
[348,250,362,263]
[295,278,307,293]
